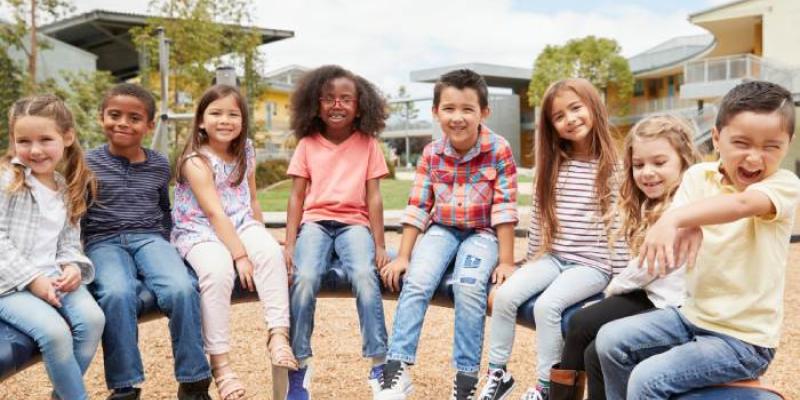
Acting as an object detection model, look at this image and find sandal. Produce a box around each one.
[212,362,246,400]
[268,327,299,370]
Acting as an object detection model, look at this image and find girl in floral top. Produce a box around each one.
[172,85,296,400]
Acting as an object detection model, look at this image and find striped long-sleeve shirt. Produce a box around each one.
[527,159,629,275]
[82,145,172,247]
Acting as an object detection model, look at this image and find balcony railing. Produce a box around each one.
[682,54,799,99]
[631,97,698,115]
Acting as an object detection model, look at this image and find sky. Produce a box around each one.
[60,0,731,98]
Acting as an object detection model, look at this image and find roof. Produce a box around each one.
[628,34,715,75]
[410,63,532,89]
[39,9,294,80]
[689,0,752,19]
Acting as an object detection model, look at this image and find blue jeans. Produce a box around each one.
[290,221,387,361]
[596,307,774,400]
[86,233,211,389]
[387,224,498,373]
[0,286,104,400]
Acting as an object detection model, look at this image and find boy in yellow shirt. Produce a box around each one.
[596,80,800,399]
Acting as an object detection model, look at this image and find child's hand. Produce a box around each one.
[675,226,703,270]
[283,245,295,286]
[234,257,256,292]
[28,275,61,307]
[491,262,517,286]
[381,257,409,293]
[55,264,81,293]
[638,215,679,277]
[375,247,390,270]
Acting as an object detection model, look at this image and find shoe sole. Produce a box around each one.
[496,381,515,400]
[378,384,413,400]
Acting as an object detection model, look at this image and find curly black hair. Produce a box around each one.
[290,65,388,139]
[101,83,157,122]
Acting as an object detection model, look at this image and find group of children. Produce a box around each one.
[0,62,797,400]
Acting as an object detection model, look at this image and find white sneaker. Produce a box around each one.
[478,368,516,400]
[369,364,384,398]
[377,360,413,400]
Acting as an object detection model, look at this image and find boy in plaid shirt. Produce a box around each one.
[377,69,518,400]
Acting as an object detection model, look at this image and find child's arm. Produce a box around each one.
[381,225,421,292]
[54,220,94,290]
[492,223,517,285]
[182,157,256,291]
[158,180,173,237]
[641,190,773,275]
[366,177,388,269]
[490,139,519,285]
[248,169,264,224]
[284,176,308,272]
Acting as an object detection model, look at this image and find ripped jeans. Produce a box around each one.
[387,224,498,373]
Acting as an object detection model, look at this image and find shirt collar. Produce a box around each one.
[706,160,737,193]
[434,125,493,162]
[10,157,67,191]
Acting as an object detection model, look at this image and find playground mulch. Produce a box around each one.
[1,231,798,399]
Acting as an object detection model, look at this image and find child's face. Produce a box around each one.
[318,77,358,133]
[631,136,683,199]
[101,95,154,151]
[432,86,490,155]
[13,115,74,178]
[712,111,791,191]
[550,89,593,155]
[201,94,243,146]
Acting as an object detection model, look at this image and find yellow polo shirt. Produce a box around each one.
[674,162,800,348]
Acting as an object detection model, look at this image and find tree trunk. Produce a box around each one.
[28,0,37,84]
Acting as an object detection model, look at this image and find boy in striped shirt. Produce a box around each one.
[378,69,518,400]
[82,83,211,400]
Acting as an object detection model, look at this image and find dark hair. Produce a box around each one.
[176,85,249,186]
[101,83,157,122]
[290,65,388,139]
[433,69,489,109]
[716,80,795,137]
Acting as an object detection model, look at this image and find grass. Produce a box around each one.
[258,179,531,211]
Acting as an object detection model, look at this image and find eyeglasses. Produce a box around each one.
[319,97,356,107]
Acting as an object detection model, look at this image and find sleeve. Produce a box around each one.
[746,169,800,222]
[287,138,310,178]
[0,184,40,293]
[604,259,656,296]
[490,139,519,227]
[401,144,435,230]
[366,138,389,180]
[55,221,95,284]
[159,179,172,237]
[668,163,705,211]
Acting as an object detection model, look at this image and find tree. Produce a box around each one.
[388,85,419,121]
[528,36,633,115]
[0,51,23,151]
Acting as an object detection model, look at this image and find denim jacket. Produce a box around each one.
[0,160,94,295]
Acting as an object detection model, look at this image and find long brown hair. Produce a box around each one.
[176,85,249,186]
[618,114,700,253]
[534,78,619,253]
[3,94,96,224]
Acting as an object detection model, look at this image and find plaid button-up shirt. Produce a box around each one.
[0,160,94,295]
[402,127,518,232]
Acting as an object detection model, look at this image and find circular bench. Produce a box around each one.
[0,263,783,399]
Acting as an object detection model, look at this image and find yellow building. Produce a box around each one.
[252,65,309,159]
[619,0,800,170]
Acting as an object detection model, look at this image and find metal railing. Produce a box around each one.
[684,54,798,91]
[631,96,698,115]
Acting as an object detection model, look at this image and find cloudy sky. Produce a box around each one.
[64,0,729,97]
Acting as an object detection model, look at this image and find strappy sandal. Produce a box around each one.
[268,327,299,370]
[212,362,246,400]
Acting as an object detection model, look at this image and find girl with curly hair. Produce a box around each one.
[284,65,391,399]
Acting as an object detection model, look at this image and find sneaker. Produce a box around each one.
[368,364,384,397]
[520,386,549,400]
[177,377,212,400]
[452,372,479,400]
[287,366,312,400]
[106,388,142,400]
[478,368,516,400]
[377,360,413,400]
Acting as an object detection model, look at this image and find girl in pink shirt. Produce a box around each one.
[284,65,390,399]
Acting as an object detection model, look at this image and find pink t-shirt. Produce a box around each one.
[287,132,388,226]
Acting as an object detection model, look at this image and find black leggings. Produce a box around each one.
[561,290,655,400]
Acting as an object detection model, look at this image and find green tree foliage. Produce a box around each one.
[0,51,23,151]
[388,85,419,121]
[528,36,633,114]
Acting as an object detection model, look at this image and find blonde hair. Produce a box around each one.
[534,78,619,253]
[3,95,96,224]
[617,114,701,253]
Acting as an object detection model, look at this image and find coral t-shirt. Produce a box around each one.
[287,132,388,226]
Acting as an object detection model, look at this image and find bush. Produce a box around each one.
[380,142,396,179]
[256,159,290,189]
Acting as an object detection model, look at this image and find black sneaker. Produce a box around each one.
[106,388,142,400]
[452,372,479,400]
[377,360,413,399]
[178,377,212,400]
[478,368,516,400]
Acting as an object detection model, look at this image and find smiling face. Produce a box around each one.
[631,136,683,199]
[101,95,154,153]
[712,110,791,191]
[550,89,594,156]
[318,77,358,136]
[200,94,243,146]
[432,86,490,155]
[13,115,73,180]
